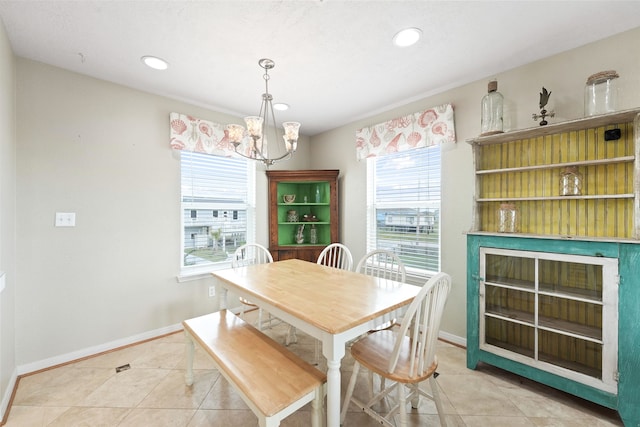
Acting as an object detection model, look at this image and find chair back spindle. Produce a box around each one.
[317,243,353,270]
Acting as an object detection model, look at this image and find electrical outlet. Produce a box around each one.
[55,212,76,227]
[208,286,216,297]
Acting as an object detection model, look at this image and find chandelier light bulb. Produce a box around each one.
[244,116,264,138]
[226,124,245,145]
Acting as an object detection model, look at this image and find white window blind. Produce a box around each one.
[366,146,441,275]
[181,151,255,272]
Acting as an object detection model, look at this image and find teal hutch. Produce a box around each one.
[466,109,640,426]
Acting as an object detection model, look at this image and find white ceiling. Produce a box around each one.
[1,1,640,136]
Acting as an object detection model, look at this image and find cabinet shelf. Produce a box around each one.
[538,284,602,304]
[538,317,602,343]
[486,279,602,303]
[485,277,534,292]
[278,222,330,225]
[467,108,640,146]
[483,310,604,342]
[486,308,533,326]
[477,194,634,202]
[279,203,330,206]
[476,156,635,175]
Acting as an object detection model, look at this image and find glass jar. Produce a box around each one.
[287,210,298,222]
[584,70,619,116]
[310,224,318,244]
[497,203,518,233]
[560,166,583,196]
[481,80,504,136]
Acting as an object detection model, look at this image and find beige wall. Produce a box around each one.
[7,25,640,375]
[308,26,640,341]
[13,59,309,369]
[0,18,17,417]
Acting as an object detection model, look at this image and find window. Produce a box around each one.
[181,151,255,272]
[366,146,441,276]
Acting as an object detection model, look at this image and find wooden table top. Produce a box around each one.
[213,258,420,334]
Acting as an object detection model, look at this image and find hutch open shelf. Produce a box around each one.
[266,170,339,262]
[466,108,640,426]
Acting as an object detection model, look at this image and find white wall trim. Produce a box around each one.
[17,323,184,376]
[439,330,466,348]
[0,367,17,421]
[13,316,463,378]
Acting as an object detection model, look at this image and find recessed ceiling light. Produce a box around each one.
[141,55,169,70]
[273,103,289,111]
[393,28,422,47]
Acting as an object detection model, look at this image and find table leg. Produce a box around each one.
[184,333,194,386]
[326,359,341,427]
[323,338,345,427]
[218,285,228,310]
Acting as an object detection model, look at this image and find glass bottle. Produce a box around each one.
[560,166,583,196]
[584,70,619,116]
[497,203,518,233]
[310,224,318,244]
[315,186,321,203]
[481,80,504,136]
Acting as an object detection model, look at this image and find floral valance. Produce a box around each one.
[170,112,247,157]
[355,103,456,160]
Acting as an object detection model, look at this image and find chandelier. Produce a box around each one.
[226,58,300,167]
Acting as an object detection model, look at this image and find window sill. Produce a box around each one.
[177,262,231,283]
[405,269,437,286]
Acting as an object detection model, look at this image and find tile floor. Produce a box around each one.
[4,312,624,427]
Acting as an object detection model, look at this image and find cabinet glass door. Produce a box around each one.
[479,247,618,393]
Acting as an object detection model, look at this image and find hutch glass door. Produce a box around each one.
[479,247,618,393]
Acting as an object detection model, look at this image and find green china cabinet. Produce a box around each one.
[266,170,339,262]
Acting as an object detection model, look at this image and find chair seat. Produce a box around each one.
[351,330,438,384]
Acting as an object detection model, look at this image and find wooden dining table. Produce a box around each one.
[212,258,421,427]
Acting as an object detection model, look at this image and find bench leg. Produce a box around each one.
[184,333,195,386]
[311,385,324,427]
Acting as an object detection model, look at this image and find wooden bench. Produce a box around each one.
[183,309,326,427]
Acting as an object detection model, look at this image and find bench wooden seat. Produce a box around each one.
[183,309,326,427]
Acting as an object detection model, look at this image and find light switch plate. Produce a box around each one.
[55,212,76,227]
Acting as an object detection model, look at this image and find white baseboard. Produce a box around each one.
[439,330,466,347]
[11,315,464,396]
[1,367,17,421]
[17,323,184,376]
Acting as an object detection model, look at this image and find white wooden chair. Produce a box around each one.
[356,249,406,282]
[340,272,452,427]
[316,243,353,270]
[232,243,276,330]
[356,249,407,391]
[357,249,406,330]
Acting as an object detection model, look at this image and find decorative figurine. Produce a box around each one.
[295,224,305,244]
[532,87,555,126]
